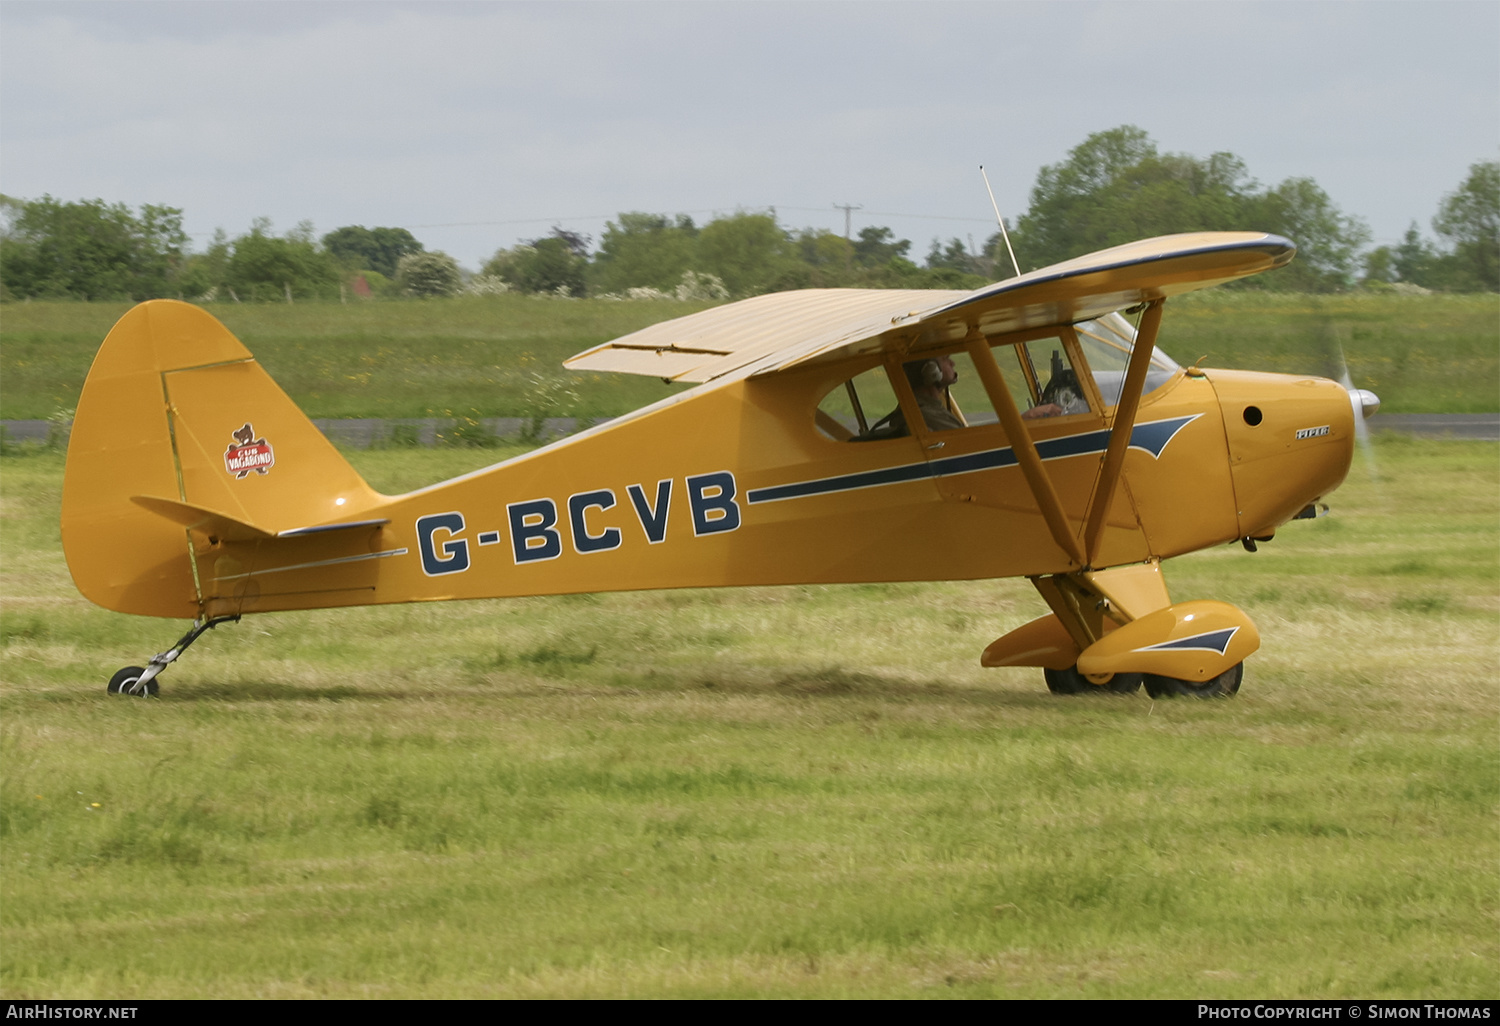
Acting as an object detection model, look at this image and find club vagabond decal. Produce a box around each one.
[224,423,275,479]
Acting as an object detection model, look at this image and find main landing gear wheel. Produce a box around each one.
[1044,666,1143,695]
[107,666,158,697]
[1142,662,1243,699]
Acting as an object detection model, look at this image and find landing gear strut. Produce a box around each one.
[106,616,240,697]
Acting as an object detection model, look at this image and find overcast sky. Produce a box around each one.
[2,1,1496,271]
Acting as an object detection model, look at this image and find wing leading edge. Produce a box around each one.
[564,232,1294,383]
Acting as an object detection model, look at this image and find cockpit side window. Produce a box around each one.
[924,351,994,429]
[816,351,991,441]
[815,365,901,441]
[892,351,990,435]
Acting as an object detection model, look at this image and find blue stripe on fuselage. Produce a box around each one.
[1129,414,1201,459]
[746,414,1199,505]
[746,460,936,503]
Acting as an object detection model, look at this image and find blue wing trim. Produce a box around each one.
[937,235,1296,319]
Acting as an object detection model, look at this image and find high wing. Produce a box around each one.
[563,287,971,383]
[564,232,1294,383]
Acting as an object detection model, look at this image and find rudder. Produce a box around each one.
[62,301,381,617]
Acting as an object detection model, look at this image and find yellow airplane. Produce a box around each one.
[61,231,1376,699]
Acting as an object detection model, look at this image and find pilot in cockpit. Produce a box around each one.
[855,354,1073,440]
[856,356,964,439]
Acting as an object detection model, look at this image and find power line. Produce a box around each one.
[777,205,998,224]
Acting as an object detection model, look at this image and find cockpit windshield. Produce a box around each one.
[1074,312,1180,405]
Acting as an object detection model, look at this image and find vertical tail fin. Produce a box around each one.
[62,301,381,617]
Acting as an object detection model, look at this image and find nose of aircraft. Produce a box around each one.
[1203,369,1360,540]
[1349,387,1380,420]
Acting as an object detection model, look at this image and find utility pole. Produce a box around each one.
[833,202,862,275]
[832,202,862,240]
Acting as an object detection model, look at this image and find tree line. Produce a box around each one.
[1,126,1493,302]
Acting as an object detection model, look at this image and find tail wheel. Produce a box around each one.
[107,666,158,697]
[1143,663,1243,699]
[1044,666,1143,695]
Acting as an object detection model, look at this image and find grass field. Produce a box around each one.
[1,435,1496,998]
[1,291,1496,421]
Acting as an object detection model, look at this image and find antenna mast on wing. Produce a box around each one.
[979,165,1022,279]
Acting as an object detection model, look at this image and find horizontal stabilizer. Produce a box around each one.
[276,518,390,537]
[132,495,389,542]
[131,495,275,541]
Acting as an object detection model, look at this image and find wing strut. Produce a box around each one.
[965,335,1085,568]
[1081,299,1164,567]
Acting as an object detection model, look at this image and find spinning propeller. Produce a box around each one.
[1332,330,1381,483]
